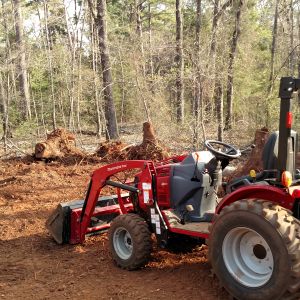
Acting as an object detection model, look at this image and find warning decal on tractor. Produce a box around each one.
[150,208,161,234]
[142,182,152,204]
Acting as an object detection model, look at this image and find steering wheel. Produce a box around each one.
[204,140,241,159]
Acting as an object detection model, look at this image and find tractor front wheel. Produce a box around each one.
[108,213,152,270]
[209,199,300,300]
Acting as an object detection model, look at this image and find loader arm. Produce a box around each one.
[78,160,156,243]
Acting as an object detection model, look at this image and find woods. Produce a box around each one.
[0,0,300,148]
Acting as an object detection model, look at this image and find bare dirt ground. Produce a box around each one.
[0,157,230,300]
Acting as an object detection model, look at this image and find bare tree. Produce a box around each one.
[13,0,31,120]
[175,0,184,123]
[225,0,244,130]
[288,0,294,76]
[95,0,119,140]
[0,71,8,150]
[297,11,300,104]
[90,12,102,136]
[208,0,232,116]
[215,79,223,141]
[265,0,279,126]
[42,0,57,129]
[193,0,206,147]
[209,0,233,69]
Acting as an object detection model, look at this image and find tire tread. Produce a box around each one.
[108,213,152,270]
[209,199,300,299]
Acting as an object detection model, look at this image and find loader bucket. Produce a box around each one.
[46,194,132,244]
[46,200,82,244]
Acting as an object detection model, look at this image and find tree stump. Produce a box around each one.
[126,121,169,161]
[34,128,84,159]
[142,121,156,144]
[229,127,269,179]
[96,122,170,161]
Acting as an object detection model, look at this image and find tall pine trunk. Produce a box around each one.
[175,0,184,123]
[193,0,206,147]
[13,0,31,120]
[266,0,279,127]
[215,80,223,141]
[0,71,8,150]
[225,0,243,130]
[96,0,119,140]
[297,11,300,104]
[288,0,294,76]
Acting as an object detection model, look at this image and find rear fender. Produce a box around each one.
[216,185,295,214]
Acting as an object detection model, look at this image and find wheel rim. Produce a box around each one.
[113,227,133,260]
[222,227,274,288]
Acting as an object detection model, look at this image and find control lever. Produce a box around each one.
[191,152,200,182]
[240,144,255,154]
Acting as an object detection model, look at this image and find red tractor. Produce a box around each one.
[47,77,300,300]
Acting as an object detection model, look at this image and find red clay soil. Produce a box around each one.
[0,159,230,300]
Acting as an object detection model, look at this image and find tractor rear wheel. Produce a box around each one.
[209,199,300,300]
[108,213,152,270]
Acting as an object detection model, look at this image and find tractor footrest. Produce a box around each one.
[162,210,210,235]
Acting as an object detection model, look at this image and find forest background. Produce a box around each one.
[0,0,299,153]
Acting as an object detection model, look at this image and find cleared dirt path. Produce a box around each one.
[0,159,229,300]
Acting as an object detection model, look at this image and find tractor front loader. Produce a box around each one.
[47,77,300,300]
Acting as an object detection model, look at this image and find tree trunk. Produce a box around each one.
[215,80,223,141]
[267,0,279,95]
[0,71,8,150]
[175,0,184,123]
[91,15,102,136]
[209,0,232,116]
[135,0,146,77]
[148,2,154,78]
[193,0,206,147]
[297,11,300,105]
[266,0,279,127]
[13,0,31,120]
[288,0,294,76]
[210,0,220,68]
[63,1,76,131]
[43,0,56,129]
[225,0,243,130]
[95,0,119,140]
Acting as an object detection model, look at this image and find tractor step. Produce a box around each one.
[162,210,210,237]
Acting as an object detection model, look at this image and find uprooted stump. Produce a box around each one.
[96,122,170,161]
[228,127,269,180]
[96,140,131,161]
[34,128,85,160]
[126,122,170,161]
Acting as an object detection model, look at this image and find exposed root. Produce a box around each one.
[34,128,86,162]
